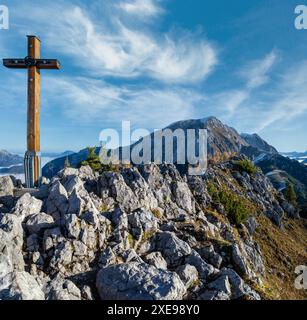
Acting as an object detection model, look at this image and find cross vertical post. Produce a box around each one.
[3,35,61,188]
[25,35,41,188]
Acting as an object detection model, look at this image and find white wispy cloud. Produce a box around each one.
[254,60,307,132]
[13,1,217,84]
[117,0,163,17]
[210,51,278,117]
[42,75,204,129]
[240,51,278,89]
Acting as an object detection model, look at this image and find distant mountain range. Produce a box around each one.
[0,150,23,167]
[0,150,75,175]
[281,151,307,164]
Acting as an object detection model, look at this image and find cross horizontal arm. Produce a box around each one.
[3,59,27,69]
[3,58,61,70]
[36,59,61,70]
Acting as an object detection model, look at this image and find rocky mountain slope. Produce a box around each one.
[0,156,306,300]
[253,153,307,215]
[241,133,278,154]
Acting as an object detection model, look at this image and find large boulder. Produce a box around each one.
[128,209,158,240]
[25,213,55,235]
[0,176,14,197]
[96,262,186,300]
[46,276,81,300]
[46,181,69,222]
[13,193,43,221]
[144,252,167,270]
[219,268,261,300]
[0,271,44,300]
[0,214,25,271]
[155,232,192,268]
[175,264,199,289]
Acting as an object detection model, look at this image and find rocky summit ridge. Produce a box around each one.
[0,153,305,300]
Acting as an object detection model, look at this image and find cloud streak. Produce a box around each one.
[42,75,204,129]
[117,0,163,17]
[13,1,217,84]
[241,51,278,89]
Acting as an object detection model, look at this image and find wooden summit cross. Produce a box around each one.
[3,35,60,188]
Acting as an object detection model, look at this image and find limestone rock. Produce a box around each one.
[46,276,81,300]
[0,271,44,300]
[46,181,69,222]
[144,252,167,270]
[13,193,43,221]
[175,264,199,289]
[26,212,55,235]
[96,262,186,300]
[128,209,158,240]
[155,232,192,268]
[0,176,14,197]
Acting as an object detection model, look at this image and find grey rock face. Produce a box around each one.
[2,152,297,301]
[207,275,232,295]
[144,252,167,270]
[128,209,158,240]
[0,214,25,271]
[185,251,218,280]
[81,285,94,300]
[244,216,258,236]
[243,240,265,276]
[46,181,69,222]
[0,176,14,197]
[13,193,43,221]
[0,271,45,300]
[175,264,199,289]
[26,213,55,235]
[96,262,186,300]
[155,232,192,268]
[231,243,250,277]
[99,172,141,212]
[220,268,261,300]
[98,247,117,268]
[198,245,223,269]
[63,214,81,239]
[200,275,232,300]
[0,252,13,280]
[49,241,74,274]
[46,276,81,300]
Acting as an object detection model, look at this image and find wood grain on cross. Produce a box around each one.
[3,35,61,187]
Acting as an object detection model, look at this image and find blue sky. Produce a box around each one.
[0,0,307,153]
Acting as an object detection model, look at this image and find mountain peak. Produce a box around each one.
[241,133,278,154]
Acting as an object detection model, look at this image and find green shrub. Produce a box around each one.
[206,181,219,201]
[234,159,258,175]
[79,147,102,172]
[206,182,249,225]
[79,146,118,173]
[283,182,297,207]
[219,189,249,225]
